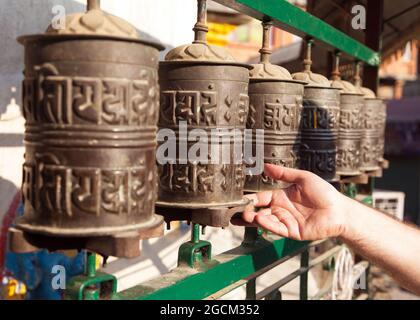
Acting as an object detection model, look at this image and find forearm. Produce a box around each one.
[339,196,420,295]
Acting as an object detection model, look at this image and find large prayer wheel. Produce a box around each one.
[14,0,164,256]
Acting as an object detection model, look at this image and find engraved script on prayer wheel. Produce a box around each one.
[245,22,305,192]
[16,0,164,251]
[353,63,381,172]
[293,40,340,182]
[359,87,382,171]
[330,52,363,176]
[157,0,250,210]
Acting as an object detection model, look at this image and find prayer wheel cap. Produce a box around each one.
[293,70,332,88]
[352,61,378,99]
[250,22,304,83]
[18,0,164,51]
[292,39,332,88]
[165,0,238,64]
[331,79,360,94]
[360,86,377,99]
[250,62,294,81]
[45,1,139,39]
[165,42,236,62]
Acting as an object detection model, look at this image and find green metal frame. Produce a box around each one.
[213,0,380,66]
[114,229,309,300]
[65,252,117,300]
[65,230,358,300]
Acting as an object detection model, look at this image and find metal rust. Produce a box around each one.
[156,0,250,226]
[15,0,164,256]
[330,52,363,176]
[245,21,305,192]
[293,40,340,182]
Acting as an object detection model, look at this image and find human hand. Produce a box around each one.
[239,164,351,241]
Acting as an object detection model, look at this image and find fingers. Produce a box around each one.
[241,206,303,240]
[264,163,309,184]
[245,191,274,208]
[242,191,274,224]
[242,209,271,224]
[254,213,289,237]
[241,210,258,224]
[271,207,302,240]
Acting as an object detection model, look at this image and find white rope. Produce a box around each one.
[331,246,355,300]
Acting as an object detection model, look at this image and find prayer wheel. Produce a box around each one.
[293,40,340,182]
[353,63,382,172]
[245,22,305,192]
[330,52,363,176]
[156,0,250,216]
[13,0,164,257]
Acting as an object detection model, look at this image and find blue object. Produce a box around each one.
[5,204,85,300]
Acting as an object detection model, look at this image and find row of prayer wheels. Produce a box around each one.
[11,0,387,257]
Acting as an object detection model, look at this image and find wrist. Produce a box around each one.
[337,194,361,241]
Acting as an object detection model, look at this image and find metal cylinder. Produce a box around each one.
[293,41,340,182]
[158,63,249,207]
[245,80,304,191]
[156,0,250,209]
[336,93,363,175]
[244,22,305,192]
[17,5,164,238]
[298,87,340,181]
[359,89,382,171]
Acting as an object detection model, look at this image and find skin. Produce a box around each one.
[238,163,420,295]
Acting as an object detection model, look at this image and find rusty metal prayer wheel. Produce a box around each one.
[245,22,305,192]
[156,0,250,226]
[293,40,340,182]
[12,0,164,257]
[353,63,381,172]
[330,52,363,176]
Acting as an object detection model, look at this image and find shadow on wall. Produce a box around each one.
[0,0,171,114]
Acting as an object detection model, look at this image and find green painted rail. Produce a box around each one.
[213,0,380,66]
[113,236,308,300]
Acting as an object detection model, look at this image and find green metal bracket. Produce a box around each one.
[65,252,117,300]
[213,0,380,66]
[344,183,358,199]
[65,272,117,300]
[178,240,218,269]
[177,223,219,269]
